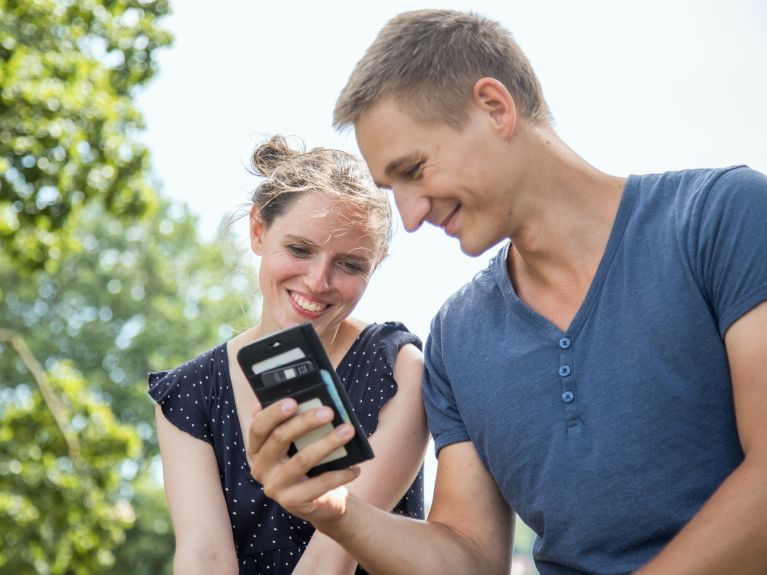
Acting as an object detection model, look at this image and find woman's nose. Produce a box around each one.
[304,260,333,292]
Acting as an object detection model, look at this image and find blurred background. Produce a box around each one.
[1,1,765,573]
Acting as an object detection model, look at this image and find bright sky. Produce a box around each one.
[136,0,767,503]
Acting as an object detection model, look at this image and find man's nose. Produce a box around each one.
[392,186,428,233]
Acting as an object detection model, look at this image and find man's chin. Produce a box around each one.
[458,237,501,258]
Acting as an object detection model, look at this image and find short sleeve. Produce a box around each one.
[148,351,219,444]
[422,313,471,455]
[339,322,421,436]
[685,166,767,335]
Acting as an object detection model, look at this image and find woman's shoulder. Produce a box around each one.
[343,320,422,372]
[149,342,228,382]
[148,342,230,404]
[359,320,422,351]
[147,342,230,443]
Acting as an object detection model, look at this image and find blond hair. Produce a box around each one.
[334,9,550,129]
[250,135,392,259]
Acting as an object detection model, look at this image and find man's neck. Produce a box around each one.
[503,124,626,329]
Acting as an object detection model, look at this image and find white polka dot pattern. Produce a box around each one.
[148,322,424,574]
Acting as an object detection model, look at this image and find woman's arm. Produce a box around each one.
[292,343,430,574]
[155,405,239,575]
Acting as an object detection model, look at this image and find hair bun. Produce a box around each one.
[251,135,303,177]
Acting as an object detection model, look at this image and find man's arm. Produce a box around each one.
[292,344,430,574]
[635,300,767,574]
[248,402,513,575]
[155,406,239,575]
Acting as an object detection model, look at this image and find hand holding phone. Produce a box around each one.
[237,323,374,476]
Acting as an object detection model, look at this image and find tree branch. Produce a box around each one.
[0,328,85,474]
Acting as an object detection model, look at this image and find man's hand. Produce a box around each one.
[246,399,361,528]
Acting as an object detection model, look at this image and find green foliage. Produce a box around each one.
[1,199,258,573]
[0,2,257,572]
[1,200,257,446]
[0,0,172,271]
[0,359,141,574]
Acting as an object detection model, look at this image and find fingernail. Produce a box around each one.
[316,406,333,420]
[281,400,295,413]
[336,424,353,437]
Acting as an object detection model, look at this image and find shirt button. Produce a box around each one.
[559,365,572,377]
[562,391,575,403]
[558,337,571,349]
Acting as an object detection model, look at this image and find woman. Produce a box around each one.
[149,136,428,574]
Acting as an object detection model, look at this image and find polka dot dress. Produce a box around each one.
[149,322,424,574]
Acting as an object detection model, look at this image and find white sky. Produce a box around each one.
[136,0,767,503]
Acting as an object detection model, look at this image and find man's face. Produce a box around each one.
[355,96,513,257]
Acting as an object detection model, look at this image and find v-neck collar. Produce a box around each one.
[496,176,639,339]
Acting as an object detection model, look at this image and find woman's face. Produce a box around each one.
[251,192,380,341]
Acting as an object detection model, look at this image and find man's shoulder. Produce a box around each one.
[632,165,762,196]
[432,244,508,328]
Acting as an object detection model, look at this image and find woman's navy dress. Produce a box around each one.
[149,322,424,574]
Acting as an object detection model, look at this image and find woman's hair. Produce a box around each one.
[334,9,550,129]
[250,135,392,260]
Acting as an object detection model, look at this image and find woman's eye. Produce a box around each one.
[339,260,365,274]
[287,244,311,257]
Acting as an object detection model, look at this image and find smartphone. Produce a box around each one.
[237,323,374,476]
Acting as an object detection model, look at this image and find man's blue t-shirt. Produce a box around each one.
[423,166,767,574]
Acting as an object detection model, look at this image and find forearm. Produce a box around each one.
[293,531,357,575]
[635,456,767,575]
[319,494,507,575]
[173,547,238,575]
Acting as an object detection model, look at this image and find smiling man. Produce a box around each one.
[246,9,767,574]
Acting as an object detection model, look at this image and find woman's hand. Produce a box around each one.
[246,399,361,529]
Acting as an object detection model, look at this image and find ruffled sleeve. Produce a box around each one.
[338,322,422,436]
[148,347,223,444]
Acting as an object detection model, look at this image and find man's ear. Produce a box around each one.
[471,77,517,137]
[249,205,266,256]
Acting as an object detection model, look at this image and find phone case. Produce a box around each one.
[236,323,374,476]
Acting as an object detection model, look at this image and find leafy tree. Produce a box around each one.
[1,199,257,441]
[0,2,259,572]
[1,199,258,573]
[0,0,172,271]
[0,336,141,574]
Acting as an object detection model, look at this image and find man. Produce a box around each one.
[247,9,767,574]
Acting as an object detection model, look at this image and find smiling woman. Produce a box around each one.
[148,135,429,574]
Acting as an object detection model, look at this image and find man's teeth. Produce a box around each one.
[291,293,328,313]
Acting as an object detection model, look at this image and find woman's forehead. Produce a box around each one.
[275,196,377,249]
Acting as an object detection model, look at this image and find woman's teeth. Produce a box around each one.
[291,293,328,313]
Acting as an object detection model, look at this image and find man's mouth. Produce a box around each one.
[440,205,461,232]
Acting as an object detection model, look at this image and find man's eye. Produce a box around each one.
[404,162,422,178]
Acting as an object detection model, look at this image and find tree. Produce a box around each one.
[0,334,142,574]
[0,2,259,571]
[1,199,258,573]
[0,0,172,271]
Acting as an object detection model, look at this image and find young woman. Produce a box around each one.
[149,136,429,574]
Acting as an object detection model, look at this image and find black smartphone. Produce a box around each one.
[237,323,374,476]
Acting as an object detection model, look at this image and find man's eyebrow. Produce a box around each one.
[385,154,420,176]
[375,153,421,189]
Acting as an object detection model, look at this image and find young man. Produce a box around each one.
[247,9,767,574]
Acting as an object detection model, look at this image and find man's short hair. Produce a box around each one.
[334,9,550,130]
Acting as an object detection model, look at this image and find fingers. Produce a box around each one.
[247,398,300,464]
[271,467,361,511]
[246,400,361,525]
[247,399,356,482]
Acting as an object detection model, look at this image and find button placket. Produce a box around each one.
[558,335,580,428]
